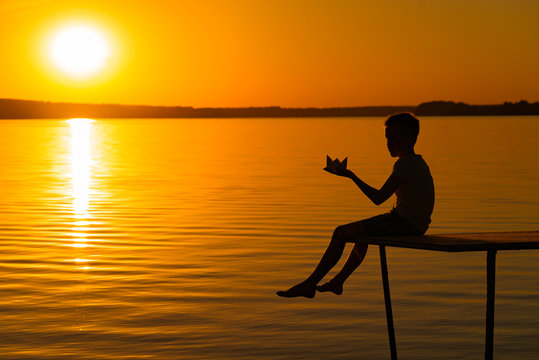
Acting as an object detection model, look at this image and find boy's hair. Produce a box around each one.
[385,112,420,140]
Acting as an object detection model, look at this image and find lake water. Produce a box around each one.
[1,116,538,359]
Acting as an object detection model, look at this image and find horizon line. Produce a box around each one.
[2,97,537,109]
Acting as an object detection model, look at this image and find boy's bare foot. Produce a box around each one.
[276,281,316,298]
[316,280,343,295]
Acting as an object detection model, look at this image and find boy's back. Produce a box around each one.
[392,154,434,234]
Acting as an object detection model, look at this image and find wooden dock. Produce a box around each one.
[352,231,539,360]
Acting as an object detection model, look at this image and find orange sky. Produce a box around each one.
[1,0,538,107]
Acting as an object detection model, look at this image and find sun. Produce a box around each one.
[49,24,110,78]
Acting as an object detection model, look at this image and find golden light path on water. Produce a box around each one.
[67,118,94,268]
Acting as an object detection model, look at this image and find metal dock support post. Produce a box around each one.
[355,232,539,359]
[485,249,497,360]
[380,245,397,360]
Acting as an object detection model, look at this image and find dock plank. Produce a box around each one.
[353,231,539,252]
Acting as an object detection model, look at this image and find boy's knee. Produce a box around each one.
[333,225,347,240]
[353,243,368,257]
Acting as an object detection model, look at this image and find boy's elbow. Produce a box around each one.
[372,193,389,206]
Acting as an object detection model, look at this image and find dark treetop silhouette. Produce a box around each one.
[1,98,538,119]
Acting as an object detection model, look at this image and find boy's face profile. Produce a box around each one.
[385,124,415,158]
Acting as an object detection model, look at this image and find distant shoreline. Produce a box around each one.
[1,98,538,119]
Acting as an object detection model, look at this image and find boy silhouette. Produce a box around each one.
[277,113,434,298]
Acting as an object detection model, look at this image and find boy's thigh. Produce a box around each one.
[341,211,419,239]
[337,219,369,240]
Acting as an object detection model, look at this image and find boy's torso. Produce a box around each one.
[392,154,435,233]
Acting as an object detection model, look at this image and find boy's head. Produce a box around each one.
[384,112,420,157]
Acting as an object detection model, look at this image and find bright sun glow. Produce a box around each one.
[49,24,110,78]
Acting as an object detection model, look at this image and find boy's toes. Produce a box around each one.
[316,281,343,295]
[316,282,332,292]
[276,283,315,298]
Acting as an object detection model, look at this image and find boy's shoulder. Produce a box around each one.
[394,154,425,167]
[393,154,430,178]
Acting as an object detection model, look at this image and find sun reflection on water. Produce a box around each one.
[67,118,95,262]
[68,118,94,217]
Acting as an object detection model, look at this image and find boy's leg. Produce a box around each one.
[276,220,367,298]
[317,243,368,295]
[318,210,420,295]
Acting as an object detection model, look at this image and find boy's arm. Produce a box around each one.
[342,170,401,206]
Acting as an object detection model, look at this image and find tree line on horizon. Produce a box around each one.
[0,98,538,119]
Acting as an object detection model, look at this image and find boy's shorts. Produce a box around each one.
[363,209,423,236]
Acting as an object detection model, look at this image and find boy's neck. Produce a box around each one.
[399,149,416,158]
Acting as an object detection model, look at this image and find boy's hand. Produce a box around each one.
[336,169,354,178]
[324,167,353,178]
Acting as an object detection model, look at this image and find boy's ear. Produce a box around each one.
[403,133,418,146]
